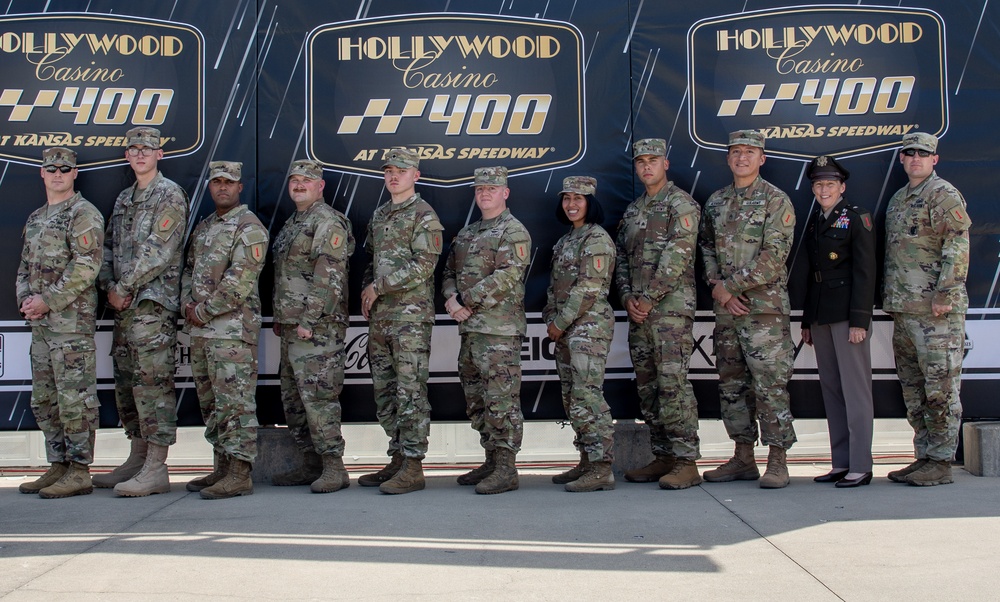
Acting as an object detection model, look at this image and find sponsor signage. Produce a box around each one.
[0,13,204,169]
[306,13,585,186]
[688,6,947,158]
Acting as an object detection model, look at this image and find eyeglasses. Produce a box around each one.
[126,147,156,157]
[44,165,74,174]
[901,149,933,157]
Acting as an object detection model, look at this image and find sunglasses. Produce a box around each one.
[901,149,933,158]
[44,165,74,173]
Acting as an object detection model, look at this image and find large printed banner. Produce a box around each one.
[0,1,998,432]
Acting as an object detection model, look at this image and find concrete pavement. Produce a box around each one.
[1,461,997,601]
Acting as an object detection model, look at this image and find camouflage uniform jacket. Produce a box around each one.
[99,171,189,312]
[182,205,269,343]
[442,208,531,336]
[544,223,614,348]
[273,201,354,330]
[17,192,104,334]
[700,175,796,315]
[363,193,443,323]
[883,170,971,315]
[614,182,700,318]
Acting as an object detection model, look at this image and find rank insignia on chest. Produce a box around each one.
[833,215,850,229]
[515,243,528,260]
[829,252,839,260]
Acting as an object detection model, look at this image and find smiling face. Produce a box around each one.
[287,174,325,209]
[811,178,846,213]
[561,192,588,228]
[727,144,765,186]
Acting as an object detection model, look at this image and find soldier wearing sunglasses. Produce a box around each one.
[884,132,971,487]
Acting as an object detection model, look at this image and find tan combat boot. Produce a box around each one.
[201,458,253,499]
[93,437,147,488]
[186,450,229,492]
[114,442,171,497]
[358,453,403,487]
[379,457,425,494]
[552,451,590,485]
[18,462,69,494]
[271,450,322,486]
[888,458,928,483]
[623,455,674,483]
[311,455,350,493]
[659,459,703,490]
[565,461,615,492]
[476,448,519,495]
[759,446,790,489]
[457,449,496,486]
[703,442,759,482]
[39,462,93,499]
[904,459,953,486]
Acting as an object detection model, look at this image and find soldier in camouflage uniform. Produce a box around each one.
[182,161,268,499]
[699,129,797,489]
[443,166,531,495]
[17,147,104,499]
[544,176,616,492]
[97,127,189,497]
[884,132,971,487]
[615,138,703,490]
[271,159,355,494]
[360,147,443,495]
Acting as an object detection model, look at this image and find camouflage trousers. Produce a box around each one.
[191,337,260,463]
[279,321,346,457]
[629,315,700,460]
[714,313,796,449]
[554,336,614,462]
[367,320,431,459]
[891,312,965,461]
[29,326,100,465]
[459,332,524,453]
[112,300,178,446]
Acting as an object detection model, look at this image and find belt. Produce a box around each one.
[813,268,850,283]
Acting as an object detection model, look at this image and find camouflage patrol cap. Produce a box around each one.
[632,138,666,159]
[42,147,77,168]
[470,166,508,187]
[559,176,597,196]
[125,127,162,149]
[208,161,242,181]
[807,155,850,182]
[901,132,938,153]
[728,129,765,149]
[381,147,420,170]
[288,159,323,179]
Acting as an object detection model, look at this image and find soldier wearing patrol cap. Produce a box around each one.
[270,159,355,494]
[17,147,104,498]
[442,165,531,495]
[544,176,617,492]
[699,129,798,489]
[96,127,189,497]
[615,138,704,490]
[359,147,444,495]
[800,155,877,488]
[181,161,269,499]
[884,132,971,486]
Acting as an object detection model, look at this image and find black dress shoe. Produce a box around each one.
[835,472,873,488]
[813,469,849,483]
